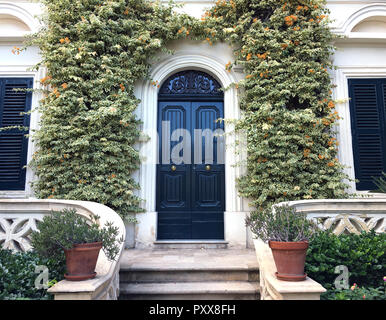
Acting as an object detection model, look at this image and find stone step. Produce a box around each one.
[120,267,259,283]
[119,249,260,300]
[119,281,260,300]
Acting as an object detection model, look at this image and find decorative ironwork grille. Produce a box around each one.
[159,70,223,97]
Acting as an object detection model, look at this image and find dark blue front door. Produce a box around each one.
[156,71,225,240]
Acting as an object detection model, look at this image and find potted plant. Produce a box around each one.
[31,208,123,281]
[246,204,318,281]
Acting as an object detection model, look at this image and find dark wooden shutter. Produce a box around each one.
[0,78,33,190]
[349,79,386,190]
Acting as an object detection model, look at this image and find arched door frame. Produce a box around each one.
[135,52,250,247]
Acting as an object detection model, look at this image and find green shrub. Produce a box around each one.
[246,204,318,242]
[306,230,385,292]
[0,249,65,300]
[31,208,123,262]
[324,283,386,300]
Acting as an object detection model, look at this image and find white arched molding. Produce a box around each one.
[134,53,250,248]
[334,3,386,39]
[0,2,41,36]
[333,66,386,194]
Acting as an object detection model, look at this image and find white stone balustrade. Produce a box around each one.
[286,199,386,235]
[254,198,386,300]
[0,199,126,300]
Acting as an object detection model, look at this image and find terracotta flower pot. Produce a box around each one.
[269,241,309,281]
[64,241,102,281]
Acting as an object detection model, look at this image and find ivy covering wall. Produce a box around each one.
[29,0,196,219]
[202,0,351,210]
[29,0,350,219]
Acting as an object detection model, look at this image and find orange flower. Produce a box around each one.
[225,61,232,72]
[61,83,68,89]
[246,53,252,61]
[246,74,253,79]
[120,83,125,92]
[327,162,335,167]
[328,101,335,109]
[318,155,324,160]
[308,69,315,73]
[60,37,70,44]
[12,46,21,55]
[53,88,60,98]
[293,26,300,31]
[328,138,336,146]
[40,76,51,84]
[111,174,116,179]
[257,53,267,60]
[281,43,288,49]
[124,8,129,15]
[284,15,297,26]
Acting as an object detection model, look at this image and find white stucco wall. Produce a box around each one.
[326,1,386,193]
[1,0,386,247]
[0,1,43,199]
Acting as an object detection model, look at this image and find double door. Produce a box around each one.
[156,100,225,240]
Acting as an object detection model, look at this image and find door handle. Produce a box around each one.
[171,165,177,172]
[205,165,211,171]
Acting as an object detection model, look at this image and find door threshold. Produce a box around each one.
[153,240,228,249]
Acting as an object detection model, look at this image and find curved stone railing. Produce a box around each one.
[0,199,126,300]
[254,198,386,300]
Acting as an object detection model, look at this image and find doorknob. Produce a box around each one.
[171,165,177,172]
[205,165,211,171]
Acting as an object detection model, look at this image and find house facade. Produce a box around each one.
[0,0,386,249]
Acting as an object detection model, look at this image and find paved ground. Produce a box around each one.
[120,248,258,270]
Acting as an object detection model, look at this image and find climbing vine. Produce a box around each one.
[200,0,351,210]
[28,0,196,220]
[28,0,350,219]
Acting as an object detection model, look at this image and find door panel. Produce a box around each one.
[157,165,190,210]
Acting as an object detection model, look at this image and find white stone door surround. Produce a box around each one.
[134,51,251,248]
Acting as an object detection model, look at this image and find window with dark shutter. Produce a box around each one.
[349,79,386,190]
[0,78,33,190]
